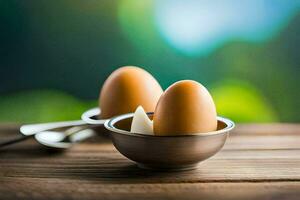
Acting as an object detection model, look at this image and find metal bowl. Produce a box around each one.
[105,112,235,171]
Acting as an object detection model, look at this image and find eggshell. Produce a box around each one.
[153,80,217,136]
[130,106,153,135]
[99,66,163,119]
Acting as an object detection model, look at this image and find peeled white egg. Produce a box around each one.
[130,106,153,135]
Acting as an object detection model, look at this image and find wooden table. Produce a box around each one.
[0,124,299,200]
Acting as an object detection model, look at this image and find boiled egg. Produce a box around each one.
[99,66,163,119]
[153,80,217,136]
[130,106,153,135]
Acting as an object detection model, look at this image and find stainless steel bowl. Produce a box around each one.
[105,113,234,171]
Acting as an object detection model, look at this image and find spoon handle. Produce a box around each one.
[20,120,87,136]
[0,135,32,149]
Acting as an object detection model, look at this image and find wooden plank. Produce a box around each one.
[1,143,300,183]
[0,177,299,200]
[225,134,300,150]
[233,123,300,135]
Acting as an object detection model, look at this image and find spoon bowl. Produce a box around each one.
[34,128,96,150]
[104,112,234,171]
[35,131,73,149]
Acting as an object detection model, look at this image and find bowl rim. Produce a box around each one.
[105,112,235,138]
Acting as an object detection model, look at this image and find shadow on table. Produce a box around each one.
[58,161,197,183]
[0,134,111,158]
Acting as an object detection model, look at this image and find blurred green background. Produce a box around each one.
[0,0,299,123]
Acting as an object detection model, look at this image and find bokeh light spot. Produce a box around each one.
[211,80,278,122]
[154,0,300,56]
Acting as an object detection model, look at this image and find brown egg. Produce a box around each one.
[99,66,163,119]
[153,80,217,136]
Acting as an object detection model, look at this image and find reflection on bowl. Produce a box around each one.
[105,112,235,171]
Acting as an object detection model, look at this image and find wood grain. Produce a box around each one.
[0,124,299,200]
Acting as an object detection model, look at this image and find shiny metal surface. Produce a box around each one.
[81,107,106,125]
[34,126,95,150]
[81,107,111,135]
[1,120,91,149]
[105,112,234,170]
[20,120,87,136]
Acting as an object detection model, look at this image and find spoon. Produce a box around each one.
[0,109,103,149]
[20,120,87,136]
[0,120,87,149]
[34,126,95,149]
